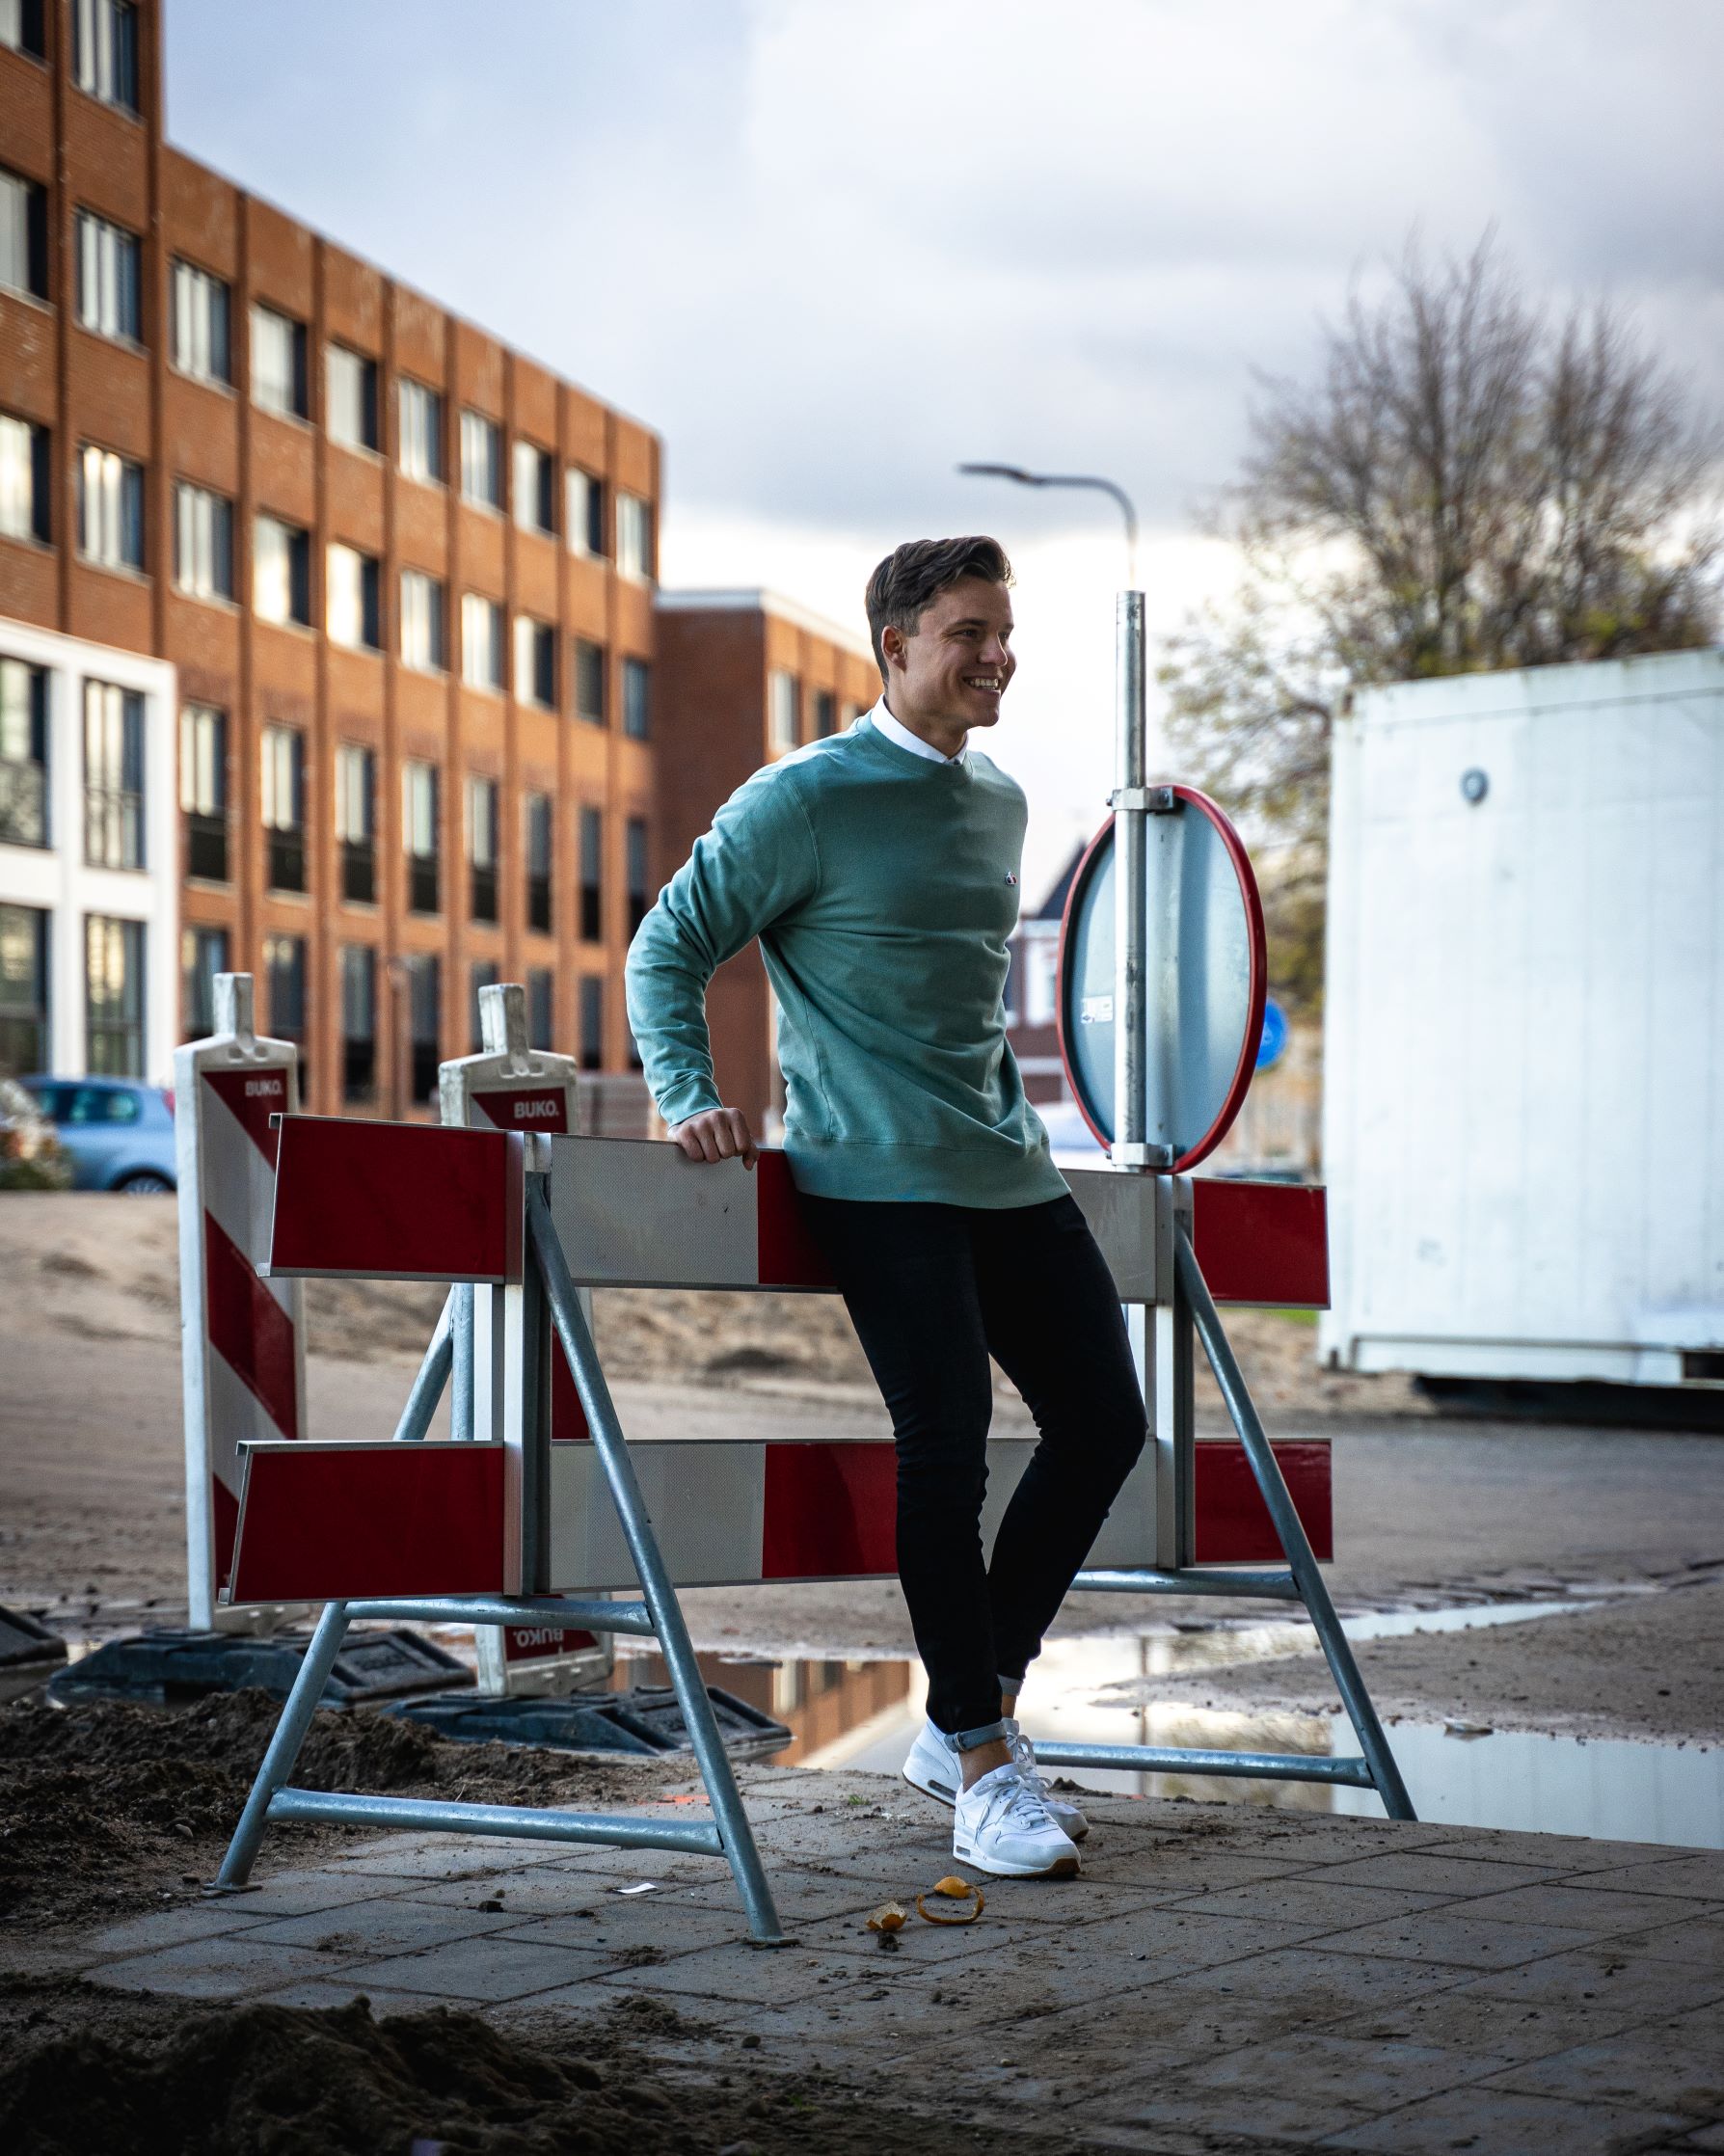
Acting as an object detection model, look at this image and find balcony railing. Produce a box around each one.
[85,788,144,872]
[0,763,47,849]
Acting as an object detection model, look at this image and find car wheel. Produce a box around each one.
[117,1172,175,1195]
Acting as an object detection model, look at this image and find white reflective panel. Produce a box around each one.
[1062,806,1258,1158]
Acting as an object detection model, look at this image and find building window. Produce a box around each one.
[814,689,837,739]
[404,952,440,1102]
[171,261,231,386]
[0,2,47,60]
[403,760,440,915]
[398,378,444,483]
[0,659,47,849]
[400,568,446,673]
[260,723,307,894]
[335,742,375,904]
[326,345,378,451]
[460,593,503,690]
[77,445,145,572]
[466,774,498,926]
[85,914,144,1076]
[768,670,798,754]
[616,492,653,581]
[622,657,650,741]
[339,944,376,1102]
[574,638,606,726]
[578,975,603,1072]
[254,513,310,626]
[0,903,49,1075]
[327,541,381,651]
[263,933,307,1078]
[74,210,140,342]
[251,303,308,419]
[0,169,49,303]
[459,410,502,509]
[525,793,552,935]
[83,681,144,871]
[181,924,228,1040]
[513,615,555,709]
[178,701,228,881]
[527,966,553,1052]
[72,0,138,112]
[566,469,605,556]
[579,804,603,943]
[513,440,554,535]
[0,413,50,544]
[173,481,233,601]
[468,958,498,1051]
[626,816,651,937]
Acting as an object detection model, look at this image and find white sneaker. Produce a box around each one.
[902,1719,1089,1842]
[953,1762,1081,1878]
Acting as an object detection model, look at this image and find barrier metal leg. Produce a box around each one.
[1175,1228,1415,1821]
[527,1184,788,1946]
[214,1599,352,1889]
[450,1281,475,1444]
[391,1291,454,1444]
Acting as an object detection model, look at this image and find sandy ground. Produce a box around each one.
[3,1193,1722,1748]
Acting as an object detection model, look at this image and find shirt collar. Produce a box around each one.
[867,700,966,766]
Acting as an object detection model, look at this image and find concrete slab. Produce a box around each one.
[1317,2082,1692,2152]
[242,1901,517,1955]
[1457,1883,1720,1933]
[1479,2005,1724,2112]
[1158,1876,1454,1935]
[1311,1908,1596,1969]
[94,1935,351,1999]
[339,1934,616,2003]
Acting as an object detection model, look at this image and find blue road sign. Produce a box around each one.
[1256,997,1288,1071]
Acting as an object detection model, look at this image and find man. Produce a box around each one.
[626,536,1145,1877]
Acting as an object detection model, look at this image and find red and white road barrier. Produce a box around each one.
[231,1120,1333,1607]
[441,984,608,1696]
[175,974,305,1630]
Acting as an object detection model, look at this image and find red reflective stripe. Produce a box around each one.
[551,1348,589,1441]
[202,1065,289,1164]
[211,1473,239,1598]
[229,1443,506,1602]
[755,1151,834,1288]
[1194,1440,1332,1563]
[204,1210,300,1441]
[269,1118,519,1280]
[1191,1180,1330,1307]
[760,1442,897,1578]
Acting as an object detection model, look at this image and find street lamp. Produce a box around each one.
[956,463,1139,588]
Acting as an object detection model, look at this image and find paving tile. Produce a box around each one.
[1480,2012,1724,2113]
[1314,1851,1579,1899]
[1584,1856,1724,1903]
[331,1840,573,1881]
[243,1902,516,1955]
[1317,2082,1691,2152]
[253,1979,448,2016]
[1463,1947,1724,2022]
[1177,2030,1513,2116]
[1170,1943,1478,2021]
[677,1868,902,1924]
[93,1937,348,2000]
[574,1940,862,2008]
[201,1870,408,1918]
[1094,2071,1377,2144]
[1459,1885,1719,1934]
[488,1904,743,1957]
[1159,1876,1452,1936]
[1309,1908,1592,1969]
[1686,2123,1724,2152]
[1217,1820,1468,1869]
[398,1871,618,1917]
[340,1935,615,2004]
[1321,1986,1670,2062]
[86,1902,269,1955]
[1602,1918,1724,1969]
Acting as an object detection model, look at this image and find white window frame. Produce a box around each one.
[326,541,379,652]
[75,209,141,342]
[0,412,44,543]
[399,568,445,674]
[398,378,444,484]
[77,443,144,572]
[250,302,306,419]
[171,260,231,387]
[616,491,653,581]
[461,592,504,691]
[325,343,377,451]
[253,512,308,627]
[460,410,502,510]
[173,480,233,602]
[768,669,798,754]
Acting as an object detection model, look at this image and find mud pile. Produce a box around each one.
[0,1692,677,1927]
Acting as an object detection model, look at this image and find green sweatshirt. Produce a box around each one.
[625,714,1067,1207]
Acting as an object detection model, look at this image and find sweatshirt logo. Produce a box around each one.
[1005,871,1017,886]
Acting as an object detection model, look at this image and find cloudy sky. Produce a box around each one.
[168,0,1723,896]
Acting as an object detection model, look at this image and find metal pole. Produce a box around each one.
[1114,591,1149,1171]
[214,1598,351,1888]
[1176,1228,1416,1821]
[391,1290,454,1443]
[450,1282,475,1443]
[527,1183,787,1945]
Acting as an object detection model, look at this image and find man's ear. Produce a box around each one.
[880,623,906,673]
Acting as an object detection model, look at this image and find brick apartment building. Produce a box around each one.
[1,0,665,1117]
[654,590,878,1134]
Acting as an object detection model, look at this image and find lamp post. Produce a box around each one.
[956,462,1139,590]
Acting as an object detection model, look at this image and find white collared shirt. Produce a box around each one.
[866,699,965,766]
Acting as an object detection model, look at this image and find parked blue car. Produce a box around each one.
[21,1077,178,1193]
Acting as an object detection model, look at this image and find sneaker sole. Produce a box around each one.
[952,1842,1082,1879]
[903,1762,1091,1841]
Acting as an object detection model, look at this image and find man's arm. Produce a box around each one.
[624,767,819,1167]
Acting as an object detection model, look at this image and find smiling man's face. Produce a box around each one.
[882,576,1016,744]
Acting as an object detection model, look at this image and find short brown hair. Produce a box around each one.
[864,535,1013,682]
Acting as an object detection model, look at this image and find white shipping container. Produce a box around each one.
[1320,649,1724,1395]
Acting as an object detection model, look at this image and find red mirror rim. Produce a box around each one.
[1053,786,1268,1172]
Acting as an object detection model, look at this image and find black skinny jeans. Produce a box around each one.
[802,1192,1147,1738]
